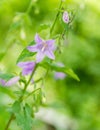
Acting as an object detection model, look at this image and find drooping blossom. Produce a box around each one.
[62,11,69,24]
[0,76,20,87]
[27,34,55,63]
[54,62,66,80]
[54,72,66,80]
[17,61,36,76]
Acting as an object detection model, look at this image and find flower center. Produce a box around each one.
[41,42,48,52]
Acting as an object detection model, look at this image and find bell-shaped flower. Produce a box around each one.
[17,61,36,76]
[54,62,66,80]
[0,76,20,87]
[62,11,69,24]
[27,34,55,63]
[54,72,66,80]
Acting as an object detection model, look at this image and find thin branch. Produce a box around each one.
[50,0,63,35]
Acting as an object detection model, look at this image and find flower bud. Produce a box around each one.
[62,11,69,24]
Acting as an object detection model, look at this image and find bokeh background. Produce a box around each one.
[0,0,100,130]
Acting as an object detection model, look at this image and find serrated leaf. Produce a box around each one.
[22,104,33,130]
[39,62,80,81]
[16,40,36,63]
[12,102,33,130]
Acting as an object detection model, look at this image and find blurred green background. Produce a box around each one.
[0,0,100,130]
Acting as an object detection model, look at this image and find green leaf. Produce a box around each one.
[0,73,16,98]
[39,62,80,81]
[32,88,43,112]
[0,73,14,80]
[16,40,36,63]
[12,102,33,130]
[0,52,5,61]
[12,101,21,113]
[9,21,21,32]
[22,104,33,130]
[38,24,50,32]
[0,87,16,99]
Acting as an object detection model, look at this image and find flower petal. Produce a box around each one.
[36,51,45,63]
[46,40,55,50]
[45,50,55,60]
[17,61,36,76]
[46,39,55,44]
[17,61,35,68]
[63,11,69,24]
[0,78,6,86]
[35,33,43,44]
[5,76,20,87]
[22,68,33,76]
[17,61,28,68]
[27,44,39,52]
[54,72,66,80]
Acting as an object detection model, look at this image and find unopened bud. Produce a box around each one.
[62,11,69,24]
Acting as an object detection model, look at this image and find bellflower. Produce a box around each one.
[62,11,69,24]
[27,34,55,63]
[54,72,66,80]
[0,76,20,87]
[17,61,36,76]
[54,62,66,80]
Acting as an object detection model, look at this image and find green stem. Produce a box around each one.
[5,114,15,130]
[50,0,63,35]
[23,88,41,100]
[5,64,38,130]
[26,0,33,14]
[19,64,38,102]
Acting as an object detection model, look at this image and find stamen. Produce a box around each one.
[41,42,48,52]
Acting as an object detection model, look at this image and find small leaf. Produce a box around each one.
[16,40,36,63]
[0,73,14,80]
[0,87,16,99]
[9,21,21,32]
[39,62,80,81]
[22,104,33,130]
[12,101,21,113]
[13,102,33,130]
[33,89,42,112]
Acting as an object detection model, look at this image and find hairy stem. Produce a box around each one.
[5,64,38,130]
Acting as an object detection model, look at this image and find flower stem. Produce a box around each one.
[5,64,38,130]
[19,64,38,102]
[23,88,41,100]
[5,114,15,130]
[26,0,33,14]
[50,0,63,35]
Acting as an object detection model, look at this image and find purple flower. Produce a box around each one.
[0,76,20,87]
[54,72,66,80]
[54,62,66,80]
[62,11,69,24]
[27,34,55,63]
[17,61,36,76]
